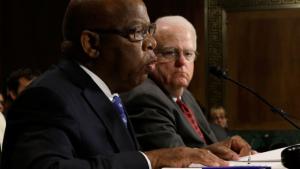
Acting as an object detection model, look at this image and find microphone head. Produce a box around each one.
[209,66,228,79]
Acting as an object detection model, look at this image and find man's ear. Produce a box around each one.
[80,30,100,59]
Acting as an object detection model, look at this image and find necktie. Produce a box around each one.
[176,98,206,143]
[112,95,128,128]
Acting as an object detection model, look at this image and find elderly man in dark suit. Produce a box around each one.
[122,16,253,160]
[1,1,228,169]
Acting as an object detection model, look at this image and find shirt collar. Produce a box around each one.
[79,64,115,101]
[172,96,182,102]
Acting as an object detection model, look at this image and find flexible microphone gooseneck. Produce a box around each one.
[209,66,300,130]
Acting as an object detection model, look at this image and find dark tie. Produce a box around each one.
[112,95,128,128]
[176,98,206,143]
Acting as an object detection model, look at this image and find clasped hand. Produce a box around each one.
[205,135,256,160]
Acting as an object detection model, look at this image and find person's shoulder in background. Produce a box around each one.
[209,123,229,141]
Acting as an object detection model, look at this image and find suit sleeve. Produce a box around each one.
[125,92,186,151]
[1,87,148,169]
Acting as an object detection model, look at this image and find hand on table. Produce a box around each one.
[205,135,256,160]
[145,147,228,169]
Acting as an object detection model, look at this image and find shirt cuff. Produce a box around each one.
[139,151,152,169]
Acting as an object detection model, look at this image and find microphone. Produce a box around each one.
[209,66,229,80]
[209,66,300,130]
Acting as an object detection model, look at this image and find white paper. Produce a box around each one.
[162,146,290,169]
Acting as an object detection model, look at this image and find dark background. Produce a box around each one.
[0,0,206,106]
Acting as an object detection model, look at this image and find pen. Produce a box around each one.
[232,159,281,162]
[247,152,251,164]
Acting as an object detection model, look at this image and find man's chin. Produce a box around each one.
[174,79,189,88]
[138,74,148,85]
[126,74,148,91]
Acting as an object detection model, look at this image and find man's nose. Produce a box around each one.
[142,35,157,51]
[175,52,188,66]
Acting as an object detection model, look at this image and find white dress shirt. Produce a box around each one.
[0,112,6,148]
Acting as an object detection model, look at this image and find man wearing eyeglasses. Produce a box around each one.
[1,1,229,169]
[122,16,254,160]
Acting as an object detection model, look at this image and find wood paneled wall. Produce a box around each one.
[225,9,300,130]
[206,1,300,130]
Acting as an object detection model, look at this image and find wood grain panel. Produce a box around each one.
[225,9,300,130]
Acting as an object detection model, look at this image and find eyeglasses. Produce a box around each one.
[90,23,156,42]
[155,47,197,62]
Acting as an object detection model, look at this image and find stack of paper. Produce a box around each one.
[162,147,287,169]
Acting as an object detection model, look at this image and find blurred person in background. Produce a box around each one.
[208,105,229,141]
[209,105,228,129]
[0,92,6,166]
[0,93,6,144]
[6,68,39,101]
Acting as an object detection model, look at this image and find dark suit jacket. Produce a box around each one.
[1,59,148,169]
[209,123,229,141]
[122,78,218,151]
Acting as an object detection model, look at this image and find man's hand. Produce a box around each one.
[205,135,256,160]
[144,147,228,169]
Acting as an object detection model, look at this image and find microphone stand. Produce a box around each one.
[214,69,300,130]
[211,67,300,167]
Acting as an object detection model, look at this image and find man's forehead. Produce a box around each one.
[63,0,149,40]
[213,110,225,115]
[91,0,149,28]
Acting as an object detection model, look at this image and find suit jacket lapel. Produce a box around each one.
[58,59,138,151]
[83,89,137,151]
[124,111,140,149]
[172,96,203,141]
[182,92,218,144]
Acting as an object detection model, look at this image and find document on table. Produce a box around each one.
[162,147,287,169]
